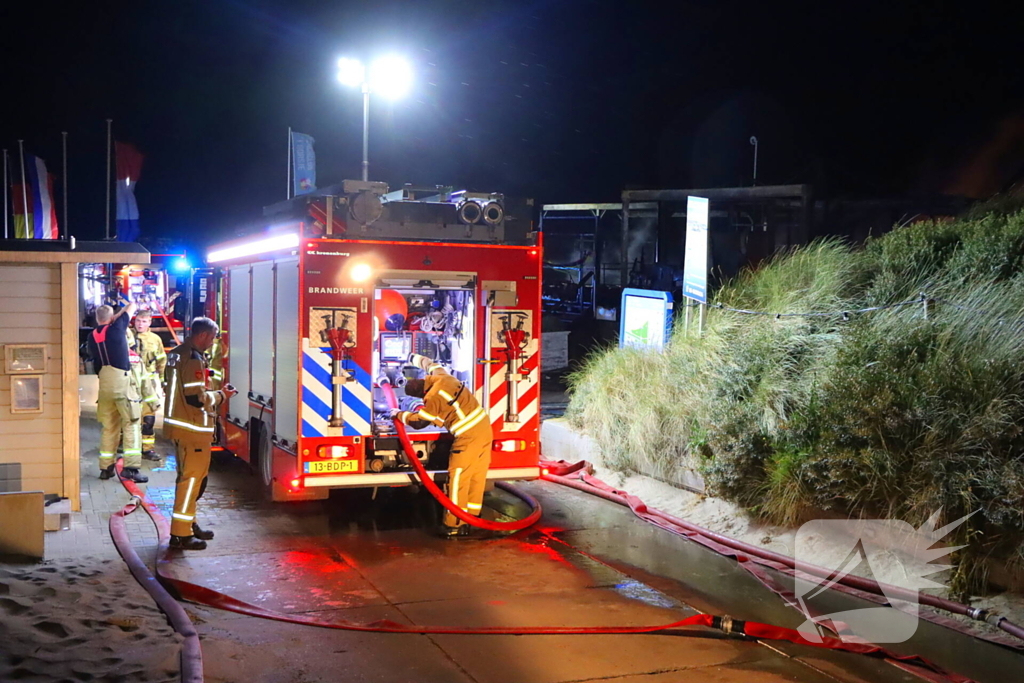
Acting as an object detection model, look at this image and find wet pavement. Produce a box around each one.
[45,417,1024,682]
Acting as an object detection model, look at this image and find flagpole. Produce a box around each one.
[18,140,29,240]
[2,149,8,239]
[105,119,112,240]
[62,131,68,239]
[287,126,292,200]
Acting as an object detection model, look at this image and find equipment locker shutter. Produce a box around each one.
[226,266,250,421]
[274,259,298,444]
[250,262,275,401]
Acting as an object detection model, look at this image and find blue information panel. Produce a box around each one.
[619,288,673,350]
[683,196,709,303]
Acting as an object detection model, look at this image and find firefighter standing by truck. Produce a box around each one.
[131,310,166,461]
[87,300,149,483]
[392,354,492,538]
[164,317,237,550]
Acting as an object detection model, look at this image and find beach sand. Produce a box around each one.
[0,558,182,683]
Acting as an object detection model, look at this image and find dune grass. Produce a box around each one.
[566,201,1024,595]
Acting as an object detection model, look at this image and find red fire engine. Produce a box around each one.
[207,181,542,501]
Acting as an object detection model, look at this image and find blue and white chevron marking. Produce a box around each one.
[301,338,372,437]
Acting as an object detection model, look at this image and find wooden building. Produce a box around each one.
[0,239,149,511]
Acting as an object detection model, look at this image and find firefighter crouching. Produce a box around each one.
[391,354,492,539]
[164,317,237,550]
[131,310,167,461]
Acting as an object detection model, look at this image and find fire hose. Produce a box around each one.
[379,379,541,531]
[106,453,981,683]
[541,459,1024,648]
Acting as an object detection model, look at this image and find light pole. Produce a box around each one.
[337,55,413,182]
[749,136,759,186]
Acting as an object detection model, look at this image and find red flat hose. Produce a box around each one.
[540,459,1024,647]
[380,380,541,531]
[109,463,203,683]
[105,429,976,683]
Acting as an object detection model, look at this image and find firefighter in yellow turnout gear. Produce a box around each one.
[164,317,237,550]
[131,311,167,461]
[87,301,149,484]
[393,355,492,538]
[207,337,225,391]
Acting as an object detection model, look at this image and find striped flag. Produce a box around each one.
[115,142,143,242]
[11,155,57,239]
[26,156,58,239]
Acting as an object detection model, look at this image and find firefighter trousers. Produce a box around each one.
[141,415,157,452]
[97,366,142,470]
[170,437,212,537]
[140,378,161,452]
[444,433,492,528]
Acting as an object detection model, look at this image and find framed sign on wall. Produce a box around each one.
[5,344,48,374]
[10,375,44,414]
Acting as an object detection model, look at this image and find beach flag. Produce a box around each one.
[115,141,143,242]
[11,155,58,239]
[26,155,58,239]
[291,131,316,196]
[12,181,33,239]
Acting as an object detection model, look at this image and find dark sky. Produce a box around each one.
[2,1,1022,251]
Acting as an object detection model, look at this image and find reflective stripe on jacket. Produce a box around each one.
[397,369,491,440]
[134,330,167,378]
[163,339,224,441]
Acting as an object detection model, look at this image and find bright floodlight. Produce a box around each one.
[369,55,412,99]
[337,57,366,88]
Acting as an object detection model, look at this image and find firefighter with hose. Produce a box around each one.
[163,317,237,550]
[391,354,492,539]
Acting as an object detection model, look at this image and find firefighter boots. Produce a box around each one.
[192,523,215,541]
[120,467,149,484]
[170,535,207,550]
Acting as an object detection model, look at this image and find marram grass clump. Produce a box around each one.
[566,203,1024,596]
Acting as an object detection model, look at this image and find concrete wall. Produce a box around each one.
[540,417,706,493]
[0,264,65,498]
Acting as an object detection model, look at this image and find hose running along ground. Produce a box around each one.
[107,431,977,683]
[108,463,203,683]
[540,459,1024,649]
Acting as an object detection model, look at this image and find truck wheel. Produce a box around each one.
[250,419,274,497]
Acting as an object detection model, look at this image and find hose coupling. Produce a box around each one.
[712,615,746,636]
[966,607,1005,626]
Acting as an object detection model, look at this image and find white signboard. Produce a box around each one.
[683,196,709,303]
[619,289,672,351]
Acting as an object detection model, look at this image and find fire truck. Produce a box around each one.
[207,180,542,501]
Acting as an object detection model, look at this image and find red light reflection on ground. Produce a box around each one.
[511,534,576,569]
[278,549,354,577]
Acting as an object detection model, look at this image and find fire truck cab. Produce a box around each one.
[208,181,542,501]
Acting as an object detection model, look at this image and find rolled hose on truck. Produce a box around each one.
[106,449,982,683]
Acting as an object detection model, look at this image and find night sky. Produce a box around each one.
[2,1,1022,252]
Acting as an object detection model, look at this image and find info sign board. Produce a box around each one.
[619,288,673,351]
[682,196,710,303]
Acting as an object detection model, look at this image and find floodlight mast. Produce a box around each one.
[336,55,412,182]
[361,82,370,181]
